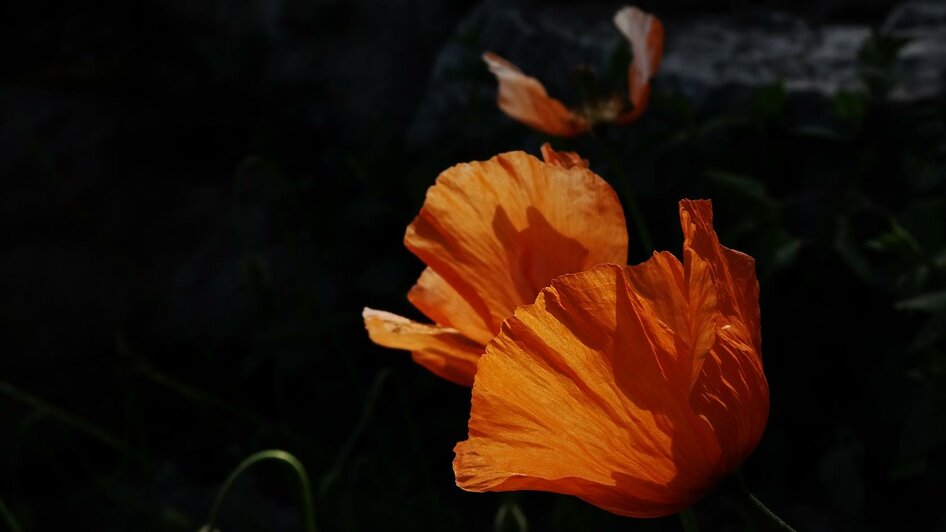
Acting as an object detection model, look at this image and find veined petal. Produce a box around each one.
[363,308,482,386]
[483,52,589,137]
[405,151,628,345]
[540,142,590,169]
[613,7,664,123]
[408,268,488,339]
[679,200,761,353]
[455,264,725,517]
[455,200,770,516]
[679,200,769,470]
[622,249,716,389]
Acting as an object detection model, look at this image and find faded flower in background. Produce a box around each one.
[454,200,770,517]
[483,6,663,136]
[363,146,626,385]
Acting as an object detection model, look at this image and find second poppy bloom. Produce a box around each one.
[363,146,627,386]
[454,200,770,517]
[484,6,664,137]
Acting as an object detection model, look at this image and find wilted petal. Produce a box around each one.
[540,142,590,169]
[363,308,481,386]
[483,52,589,137]
[405,151,627,343]
[613,7,664,123]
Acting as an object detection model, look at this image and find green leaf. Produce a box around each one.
[833,90,866,121]
[706,170,775,208]
[895,291,946,312]
[835,217,880,286]
[858,31,911,95]
[752,83,786,121]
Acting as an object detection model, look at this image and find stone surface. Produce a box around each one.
[410,1,946,144]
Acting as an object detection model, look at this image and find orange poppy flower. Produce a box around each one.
[483,6,664,137]
[363,145,627,386]
[454,199,769,517]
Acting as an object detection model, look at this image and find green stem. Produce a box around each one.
[0,495,24,532]
[202,449,317,532]
[678,507,699,532]
[0,377,130,454]
[735,472,796,532]
[117,333,268,428]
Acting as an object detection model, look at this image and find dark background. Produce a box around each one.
[1,0,944,530]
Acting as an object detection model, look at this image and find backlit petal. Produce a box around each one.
[407,267,488,339]
[405,151,628,345]
[455,200,770,516]
[679,200,761,353]
[363,308,481,386]
[679,200,769,470]
[455,264,725,517]
[540,143,590,169]
[483,52,589,137]
[613,7,664,123]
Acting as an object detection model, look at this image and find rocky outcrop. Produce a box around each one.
[410,1,946,144]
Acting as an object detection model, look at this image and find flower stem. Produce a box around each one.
[0,495,24,532]
[735,472,796,532]
[0,377,130,454]
[679,508,700,532]
[202,449,317,532]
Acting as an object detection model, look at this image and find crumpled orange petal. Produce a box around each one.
[540,142,590,169]
[363,308,481,386]
[483,52,590,137]
[454,199,769,517]
[364,150,627,385]
[613,6,664,124]
[407,267,485,338]
[406,151,627,343]
[680,201,768,471]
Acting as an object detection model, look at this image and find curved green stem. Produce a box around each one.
[678,507,699,532]
[494,495,528,532]
[0,377,129,454]
[0,495,23,532]
[735,472,796,532]
[202,449,317,532]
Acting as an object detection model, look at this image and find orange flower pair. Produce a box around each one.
[484,6,664,136]
[363,144,769,517]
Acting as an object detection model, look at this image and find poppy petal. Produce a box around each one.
[622,249,717,389]
[483,52,589,137]
[405,151,628,343]
[407,267,489,341]
[455,200,770,516]
[679,200,761,353]
[613,7,664,123]
[455,263,725,517]
[540,142,590,169]
[678,200,769,470]
[363,308,481,386]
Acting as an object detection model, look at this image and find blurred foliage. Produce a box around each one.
[0,2,944,532]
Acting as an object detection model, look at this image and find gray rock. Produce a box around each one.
[410,1,946,144]
[884,2,946,100]
[658,12,871,103]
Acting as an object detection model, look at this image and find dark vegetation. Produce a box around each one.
[0,0,943,530]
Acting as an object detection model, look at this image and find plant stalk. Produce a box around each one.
[202,449,317,532]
